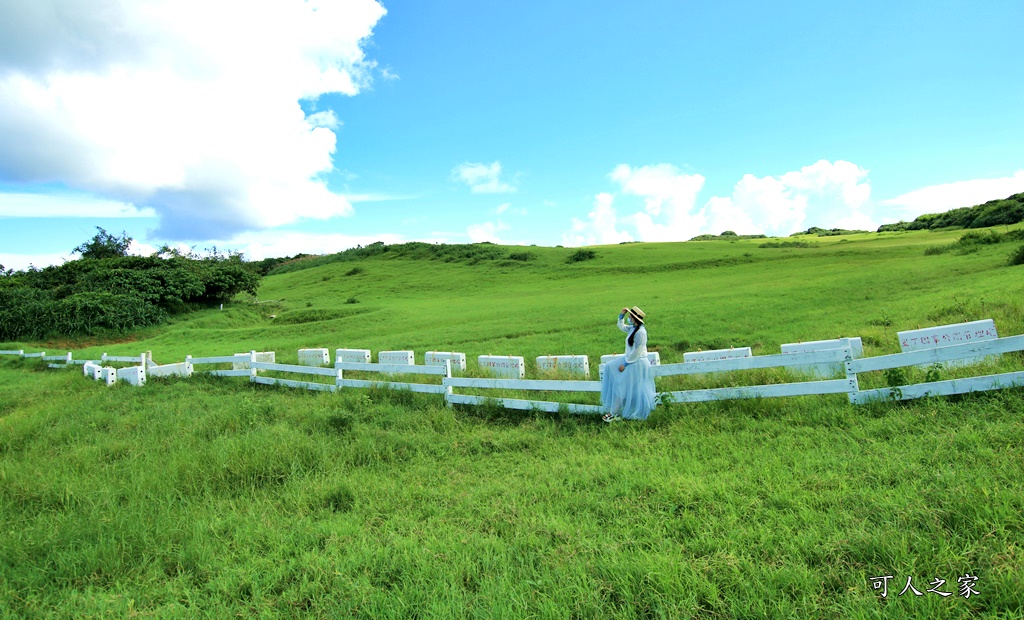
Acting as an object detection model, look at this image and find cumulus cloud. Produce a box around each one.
[612,164,706,241]
[222,230,413,261]
[879,170,1024,222]
[0,252,74,272]
[0,0,387,239]
[466,220,509,243]
[566,160,877,243]
[562,192,634,246]
[0,192,155,218]
[703,160,874,236]
[452,161,516,194]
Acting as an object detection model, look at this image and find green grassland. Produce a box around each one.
[2,228,1024,618]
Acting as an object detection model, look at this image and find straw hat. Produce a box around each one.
[627,306,646,324]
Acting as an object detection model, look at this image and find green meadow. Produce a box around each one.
[2,227,1024,618]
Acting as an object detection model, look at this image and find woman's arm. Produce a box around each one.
[618,313,631,333]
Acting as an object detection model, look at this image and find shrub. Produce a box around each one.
[1009,244,1024,266]
[507,252,535,262]
[0,232,263,340]
[758,241,818,249]
[566,249,597,263]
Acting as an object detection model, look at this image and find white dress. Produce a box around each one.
[601,314,657,420]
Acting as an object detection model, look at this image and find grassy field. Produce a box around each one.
[2,228,1023,618]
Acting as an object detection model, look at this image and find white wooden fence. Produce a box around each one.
[7,321,1024,413]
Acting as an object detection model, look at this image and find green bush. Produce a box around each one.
[758,241,818,249]
[0,234,262,340]
[1009,244,1024,266]
[565,249,597,263]
[878,192,1024,232]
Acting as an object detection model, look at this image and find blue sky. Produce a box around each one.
[2,0,1023,269]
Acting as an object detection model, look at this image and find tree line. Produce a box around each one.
[0,228,262,341]
[879,193,1024,232]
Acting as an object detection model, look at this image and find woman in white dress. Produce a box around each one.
[601,306,656,422]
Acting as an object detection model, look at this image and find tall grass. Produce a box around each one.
[1,365,1020,617]
[2,229,1024,617]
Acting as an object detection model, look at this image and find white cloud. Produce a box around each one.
[0,192,156,218]
[696,160,873,236]
[380,67,400,81]
[564,160,879,243]
[562,193,633,246]
[466,220,509,243]
[452,161,516,194]
[0,252,73,271]
[0,0,387,240]
[879,170,1024,222]
[611,164,706,241]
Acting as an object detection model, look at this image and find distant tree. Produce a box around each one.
[73,227,133,260]
[720,230,738,236]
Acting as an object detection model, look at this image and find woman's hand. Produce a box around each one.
[621,307,629,315]
[618,364,625,372]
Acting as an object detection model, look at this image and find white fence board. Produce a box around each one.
[0,350,24,356]
[536,355,590,376]
[478,355,526,379]
[252,376,337,392]
[116,366,146,386]
[83,362,102,380]
[23,352,45,358]
[148,362,193,378]
[43,353,72,362]
[425,351,466,371]
[654,348,852,377]
[207,369,253,378]
[446,393,605,414]
[101,367,117,386]
[378,350,414,365]
[851,371,1024,404]
[899,319,998,367]
[781,338,862,378]
[233,351,274,370]
[847,335,1024,374]
[445,377,603,392]
[188,354,250,365]
[336,349,372,364]
[683,347,752,363]
[102,353,147,363]
[338,379,447,394]
[252,361,341,377]
[297,348,330,366]
[899,319,997,351]
[334,361,448,376]
[661,378,856,403]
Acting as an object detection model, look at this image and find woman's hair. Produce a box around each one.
[628,321,641,347]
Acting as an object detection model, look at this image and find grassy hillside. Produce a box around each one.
[2,228,1024,618]
[25,226,1024,367]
